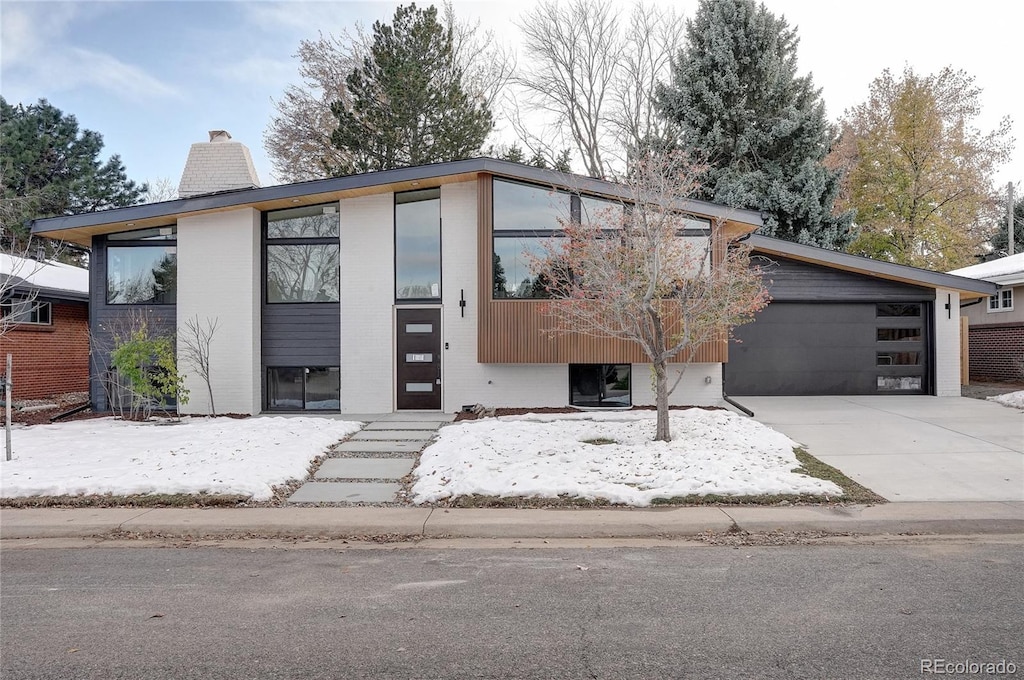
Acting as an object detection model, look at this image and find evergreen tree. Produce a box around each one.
[329,3,493,174]
[1,98,146,249]
[656,0,851,249]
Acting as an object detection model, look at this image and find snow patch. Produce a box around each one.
[0,417,363,501]
[988,390,1024,410]
[412,409,841,506]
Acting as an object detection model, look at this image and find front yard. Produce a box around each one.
[0,408,875,506]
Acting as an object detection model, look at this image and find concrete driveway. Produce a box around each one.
[737,396,1023,502]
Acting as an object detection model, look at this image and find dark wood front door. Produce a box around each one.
[396,308,442,409]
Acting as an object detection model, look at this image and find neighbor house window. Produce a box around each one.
[265,204,340,303]
[988,289,1014,312]
[1,298,51,325]
[106,227,177,305]
[570,364,631,407]
[395,188,441,300]
[266,366,340,410]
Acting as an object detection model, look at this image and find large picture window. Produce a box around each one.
[492,179,711,299]
[493,179,571,299]
[265,204,340,303]
[107,245,177,304]
[395,188,441,300]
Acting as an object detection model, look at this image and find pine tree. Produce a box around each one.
[1,97,146,248]
[656,0,851,249]
[329,3,493,174]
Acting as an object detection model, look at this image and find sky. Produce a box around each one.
[2,0,1021,194]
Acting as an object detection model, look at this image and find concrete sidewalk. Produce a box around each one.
[2,502,1022,540]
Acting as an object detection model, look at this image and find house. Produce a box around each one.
[0,253,90,400]
[28,133,997,414]
[949,253,1024,383]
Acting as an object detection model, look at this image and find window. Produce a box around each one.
[570,364,631,407]
[493,179,571,299]
[877,376,922,391]
[395,188,441,300]
[1,298,51,325]
[988,288,1014,312]
[265,204,340,303]
[877,328,922,342]
[492,179,712,299]
[107,246,177,304]
[266,366,340,410]
[877,303,921,317]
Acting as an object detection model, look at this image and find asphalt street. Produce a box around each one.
[1,538,1022,679]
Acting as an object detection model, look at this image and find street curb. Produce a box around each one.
[2,502,1022,540]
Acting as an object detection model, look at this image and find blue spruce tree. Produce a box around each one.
[657,0,851,249]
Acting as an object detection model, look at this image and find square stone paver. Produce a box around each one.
[287,482,402,504]
[363,421,449,430]
[350,430,436,441]
[315,458,415,480]
[334,440,424,453]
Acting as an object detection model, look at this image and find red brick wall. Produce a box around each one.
[968,322,1024,383]
[0,301,90,400]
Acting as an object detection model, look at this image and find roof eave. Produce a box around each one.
[31,158,764,239]
[748,235,999,298]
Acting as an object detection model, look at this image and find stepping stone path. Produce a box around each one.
[286,414,454,505]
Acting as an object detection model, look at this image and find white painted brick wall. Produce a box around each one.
[340,193,395,413]
[934,288,962,396]
[176,208,261,414]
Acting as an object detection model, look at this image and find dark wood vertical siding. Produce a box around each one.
[759,255,935,301]
[89,235,177,411]
[477,175,727,364]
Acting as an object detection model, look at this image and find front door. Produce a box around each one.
[396,308,442,409]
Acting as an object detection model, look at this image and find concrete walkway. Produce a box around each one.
[2,502,1021,540]
[286,413,455,504]
[737,396,1024,503]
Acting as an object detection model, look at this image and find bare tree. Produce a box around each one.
[513,0,684,178]
[531,152,770,441]
[179,316,220,416]
[142,177,178,203]
[265,2,513,182]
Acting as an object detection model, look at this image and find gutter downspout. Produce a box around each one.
[721,229,757,417]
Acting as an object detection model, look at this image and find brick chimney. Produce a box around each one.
[177,130,261,198]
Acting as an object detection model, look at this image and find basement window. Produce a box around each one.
[569,364,631,407]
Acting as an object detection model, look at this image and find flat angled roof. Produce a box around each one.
[31,158,764,241]
[748,234,998,298]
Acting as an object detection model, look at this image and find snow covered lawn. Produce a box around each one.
[412,409,842,506]
[0,417,362,501]
[988,390,1024,410]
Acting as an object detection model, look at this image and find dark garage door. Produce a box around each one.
[725,302,929,396]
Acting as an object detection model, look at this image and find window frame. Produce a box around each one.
[105,227,178,306]
[264,203,340,305]
[265,365,341,411]
[394,187,442,303]
[569,363,632,408]
[1,297,52,325]
[987,288,1014,313]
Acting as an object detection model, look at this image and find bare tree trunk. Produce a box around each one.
[653,358,670,442]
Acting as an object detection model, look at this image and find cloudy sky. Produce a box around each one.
[2,0,1020,192]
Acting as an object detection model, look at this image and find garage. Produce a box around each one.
[725,236,957,397]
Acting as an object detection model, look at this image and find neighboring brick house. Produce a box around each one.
[949,253,1024,383]
[0,254,90,400]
